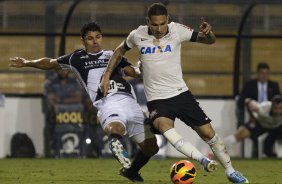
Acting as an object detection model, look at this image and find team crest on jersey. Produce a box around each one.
[101,53,112,59]
[153,39,160,46]
[140,44,172,54]
[149,110,158,119]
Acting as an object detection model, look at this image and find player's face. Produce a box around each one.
[257,68,269,83]
[272,103,282,117]
[82,31,102,53]
[147,15,168,39]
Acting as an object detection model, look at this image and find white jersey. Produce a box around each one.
[125,22,198,101]
[252,101,282,129]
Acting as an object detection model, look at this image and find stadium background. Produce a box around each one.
[0,0,282,158]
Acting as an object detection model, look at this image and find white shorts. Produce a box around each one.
[94,94,154,143]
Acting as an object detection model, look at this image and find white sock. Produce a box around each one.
[163,128,205,163]
[206,134,235,175]
[223,135,237,150]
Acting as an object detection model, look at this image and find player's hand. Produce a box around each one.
[199,17,212,35]
[100,74,110,97]
[133,60,143,77]
[9,57,27,68]
[137,60,143,74]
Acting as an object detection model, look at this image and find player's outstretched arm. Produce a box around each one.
[100,41,127,96]
[9,57,59,70]
[196,17,216,45]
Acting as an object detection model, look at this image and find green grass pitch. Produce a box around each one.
[0,158,282,184]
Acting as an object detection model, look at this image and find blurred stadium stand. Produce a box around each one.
[0,0,282,97]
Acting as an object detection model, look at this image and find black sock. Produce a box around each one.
[129,150,151,173]
[108,133,123,142]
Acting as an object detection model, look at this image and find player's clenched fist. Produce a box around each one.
[199,17,212,35]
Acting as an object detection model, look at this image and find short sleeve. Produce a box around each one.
[175,23,197,42]
[57,54,72,70]
[125,29,137,49]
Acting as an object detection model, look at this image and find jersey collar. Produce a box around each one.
[147,26,169,38]
[86,50,104,55]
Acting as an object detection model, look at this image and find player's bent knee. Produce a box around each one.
[105,122,126,136]
[196,124,216,141]
[205,131,216,140]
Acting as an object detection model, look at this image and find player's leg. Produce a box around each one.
[131,122,159,173]
[96,95,132,169]
[153,117,217,172]
[118,96,158,182]
[120,123,159,182]
[128,137,158,173]
[104,121,132,169]
[154,117,205,161]
[195,124,249,183]
[195,124,233,172]
[176,91,248,183]
[147,94,217,172]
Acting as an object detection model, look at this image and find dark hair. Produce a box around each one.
[80,22,102,38]
[147,3,168,18]
[271,95,282,105]
[257,62,270,71]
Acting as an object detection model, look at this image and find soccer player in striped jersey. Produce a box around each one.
[10,22,159,182]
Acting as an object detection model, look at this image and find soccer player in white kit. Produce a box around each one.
[101,3,249,184]
[9,22,159,182]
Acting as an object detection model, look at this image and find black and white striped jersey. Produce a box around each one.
[57,49,133,103]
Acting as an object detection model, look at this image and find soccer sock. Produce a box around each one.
[206,134,235,175]
[163,128,205,163]
[128,150,151,173]
[222,135,237,150]
[108,134,131,169]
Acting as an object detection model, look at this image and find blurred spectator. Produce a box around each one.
[43,70,83,157]
[45,70,82,108]
[237,62,281,157]
[225,95,282,158]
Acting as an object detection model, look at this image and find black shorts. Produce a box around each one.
[244,121,274,140]
[147,91,211,128]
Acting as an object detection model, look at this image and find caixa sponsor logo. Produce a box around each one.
[140,44,172,54]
